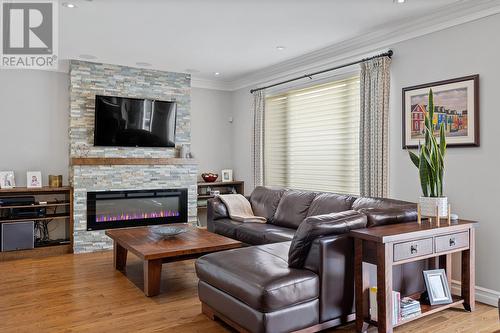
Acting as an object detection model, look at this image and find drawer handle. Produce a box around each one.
[449,237,456,247]
[410,244,418,254]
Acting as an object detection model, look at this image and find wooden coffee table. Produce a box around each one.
[105,225,242,296]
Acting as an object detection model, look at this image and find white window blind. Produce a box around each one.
[264,75,360,195]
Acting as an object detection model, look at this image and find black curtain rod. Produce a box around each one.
[250,50,393,94]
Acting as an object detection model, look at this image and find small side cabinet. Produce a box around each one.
[351,219,476,333]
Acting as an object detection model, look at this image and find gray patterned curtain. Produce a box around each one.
[252,90,265,187]
[359,56,391,197]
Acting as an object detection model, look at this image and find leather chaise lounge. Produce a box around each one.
[195,186,422,333]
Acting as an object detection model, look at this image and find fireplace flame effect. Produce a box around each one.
[96,210,180,222]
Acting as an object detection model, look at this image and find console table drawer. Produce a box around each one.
[393,238,433,262]
[435,232,469,253]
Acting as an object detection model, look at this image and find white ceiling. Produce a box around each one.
[60,0,496,85]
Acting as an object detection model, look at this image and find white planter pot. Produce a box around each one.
[419,196,448,217]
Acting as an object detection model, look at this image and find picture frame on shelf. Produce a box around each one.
[402,75,479,148]
[422,269,452,305]
[27,171,42,188]
[0,171,16,189]
[221,169,233,182]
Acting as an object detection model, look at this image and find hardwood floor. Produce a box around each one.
[0,251,498,333]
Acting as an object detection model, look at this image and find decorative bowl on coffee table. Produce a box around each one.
[150,225,187,239]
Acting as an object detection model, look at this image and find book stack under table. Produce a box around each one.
[400,296,422,322]
[370,288,422,326]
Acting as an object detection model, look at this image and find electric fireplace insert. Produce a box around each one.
[86,188,188,231]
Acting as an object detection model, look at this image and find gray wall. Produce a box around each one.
[388,14,500,293]
[191,87,235,226]
[191,87,234,179]
[230,14,500,293]
[0,70,69,187]
[230,88,253,192]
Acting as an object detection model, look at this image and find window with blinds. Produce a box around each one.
[264,75,360,195]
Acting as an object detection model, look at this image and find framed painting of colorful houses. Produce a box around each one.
[402,75,479,148]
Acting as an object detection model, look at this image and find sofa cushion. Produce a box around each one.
[288,210,367,268]
[212,218,244,239]
[249,186,286,221]
[265,228,296,243]
[196,242,319,312]
[306,193,357,217]
[358,207,417,227]
[351,197,415,211]
[210,197,229,220]
[235,223,295,244]
[272,190,317,229]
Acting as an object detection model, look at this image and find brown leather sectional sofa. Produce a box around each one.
[195,186,424,333]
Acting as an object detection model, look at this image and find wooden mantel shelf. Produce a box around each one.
[71,157,197,166]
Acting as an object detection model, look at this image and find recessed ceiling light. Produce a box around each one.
[79,54,97,60]
[136,62,152,67]
[276,46,286,51]
[214,72,221,76]
[394,0,406,3]
[62,2,77,8]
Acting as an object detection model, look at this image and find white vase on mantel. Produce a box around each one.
[419,196,448,217]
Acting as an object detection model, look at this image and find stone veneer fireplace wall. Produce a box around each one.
[69,61,197,253]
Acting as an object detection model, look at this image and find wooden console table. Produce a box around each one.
[350,219,476,333]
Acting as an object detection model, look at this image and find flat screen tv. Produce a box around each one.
[94,95,176,147]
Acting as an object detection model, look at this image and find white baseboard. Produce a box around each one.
[451,279,500,307]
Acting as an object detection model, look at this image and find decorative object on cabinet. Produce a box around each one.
[0,171,15,189]
[201,172,218,183]
[27,171,42,188]
[178,144,191,158]
[221,169,233,182]
[48,175,63,188]
[403,75,479,148]
[407,89,449,218]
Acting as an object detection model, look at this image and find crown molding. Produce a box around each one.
[228,0,500,91]
[190,77,234,91]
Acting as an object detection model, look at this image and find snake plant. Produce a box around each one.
[408,89,447,197]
